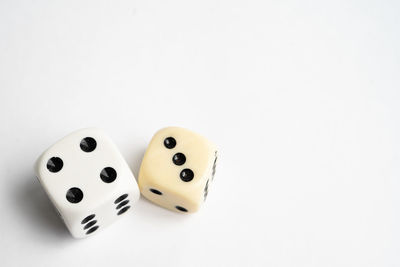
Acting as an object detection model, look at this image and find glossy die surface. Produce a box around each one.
[35,128,139,238]
[138,127,218,213]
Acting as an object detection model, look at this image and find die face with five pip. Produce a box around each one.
[35,128,140,238]
[138,127,218,213]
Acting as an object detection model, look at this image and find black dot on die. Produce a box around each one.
[164,137,176,149]
[100,167,117,183]
[117,206,131,215]
[83,220,97,230]
[180,169,194,182]
[86,226,99,235]
[66,187,83,203]
[116,200,129,210]
[81,214,95,224]
[172,153,186,166]
[80,137,97,152]
[175,206,188,212]
[46,157,63,173]
[114,194,128,204]
[149,188,162,195]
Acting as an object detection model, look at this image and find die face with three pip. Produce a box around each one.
[35,128,140,238]
[138,127,218,213]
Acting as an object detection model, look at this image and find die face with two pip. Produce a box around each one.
[35,128,140,238]
[138,127,218,213]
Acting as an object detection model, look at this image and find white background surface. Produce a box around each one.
[0,0,399,266]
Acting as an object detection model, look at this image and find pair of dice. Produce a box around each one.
[35,127,218,238]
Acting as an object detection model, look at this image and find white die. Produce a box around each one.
[35,128,139,238]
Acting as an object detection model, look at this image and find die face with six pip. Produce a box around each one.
[35,128,140,238]
[138,127,218,213]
